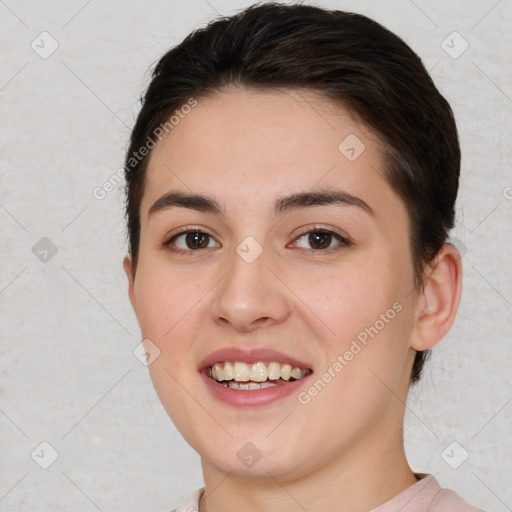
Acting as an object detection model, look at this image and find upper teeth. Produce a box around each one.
[209,361,310,382]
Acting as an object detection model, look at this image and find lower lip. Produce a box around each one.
[200,369,312,407]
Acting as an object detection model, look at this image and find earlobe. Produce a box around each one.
[123,255,136,310]
[410,243,463,352]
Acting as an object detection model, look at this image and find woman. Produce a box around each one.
[122,3,483,511]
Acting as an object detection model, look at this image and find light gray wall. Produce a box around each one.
[1,0,510,510]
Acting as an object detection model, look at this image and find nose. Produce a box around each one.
[209,243,291,332]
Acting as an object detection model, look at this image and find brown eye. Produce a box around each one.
[308,232,333,250]
[165,230,220,253]
[184,231,210,249]
[292,228,351,252]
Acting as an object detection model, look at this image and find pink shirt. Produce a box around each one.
[171,473,484,511]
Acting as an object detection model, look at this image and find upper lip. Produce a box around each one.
[199,347,312,371]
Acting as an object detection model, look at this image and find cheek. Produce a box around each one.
[296,306,412,446]
[133,263,204,341]
[133,264,214,403]
[134,266,209,434]
[296,257,410,388]
[296,259,399,345]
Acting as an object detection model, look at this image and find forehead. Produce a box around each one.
[140,87,405,226]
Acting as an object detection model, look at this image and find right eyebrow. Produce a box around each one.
[148,191,224,218]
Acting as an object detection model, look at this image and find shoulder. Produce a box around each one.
[370,473,485,512]
[170,487,203,512]
[429,487,486,511]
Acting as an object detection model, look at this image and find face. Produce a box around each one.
[124,88,420,481]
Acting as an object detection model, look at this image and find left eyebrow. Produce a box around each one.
[147,188,375,218]
[274,189,375,217]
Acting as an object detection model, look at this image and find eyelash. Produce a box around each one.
[162,224,352,256]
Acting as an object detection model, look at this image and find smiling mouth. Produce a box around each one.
[207,361,312,390]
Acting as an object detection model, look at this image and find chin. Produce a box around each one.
[199,434,312,480]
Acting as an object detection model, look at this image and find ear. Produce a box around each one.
[410,243,463,351]
[123,255,137,311]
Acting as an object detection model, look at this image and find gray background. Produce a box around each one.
[1,0,511,510]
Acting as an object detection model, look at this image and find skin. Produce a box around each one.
[123,87,462,512]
